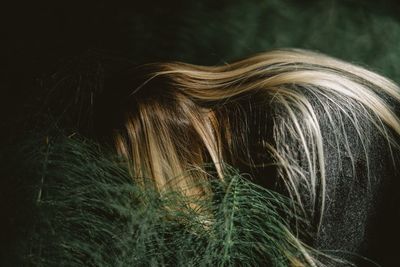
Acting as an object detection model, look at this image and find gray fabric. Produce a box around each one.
[308,95,399,266]
[244,90,400,266]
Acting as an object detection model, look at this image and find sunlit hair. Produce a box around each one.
[112,49,400,265]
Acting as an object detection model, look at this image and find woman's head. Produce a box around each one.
[112,49,400,219]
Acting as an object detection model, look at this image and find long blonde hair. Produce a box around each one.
[112,48,400,265]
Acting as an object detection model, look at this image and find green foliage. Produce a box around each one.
[2,134,325,266]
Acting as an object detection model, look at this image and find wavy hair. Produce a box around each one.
[112,49,400,265]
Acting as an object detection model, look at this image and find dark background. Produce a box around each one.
[3,0,400,135]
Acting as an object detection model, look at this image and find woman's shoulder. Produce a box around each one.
[269,80,400,265]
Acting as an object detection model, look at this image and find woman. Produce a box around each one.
[2,49,399,266]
